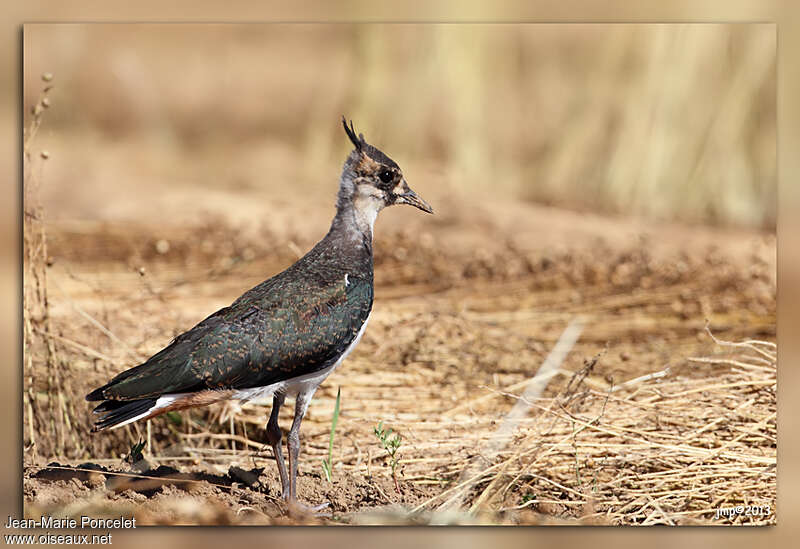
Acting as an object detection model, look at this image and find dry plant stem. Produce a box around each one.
[32,328,115,362]
[611,367,670,392]
[25,397,38,464]
[23,77,82,458]
[49,277,143,362]
[180,431,268,451]
[701,321,776,359]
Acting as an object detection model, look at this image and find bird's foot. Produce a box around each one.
[285,498,331,519]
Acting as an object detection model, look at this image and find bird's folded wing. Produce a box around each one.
[87,276,372,401]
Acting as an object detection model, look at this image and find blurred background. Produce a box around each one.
[23,23,775,229]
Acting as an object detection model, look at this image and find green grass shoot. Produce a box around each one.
[374,420,402,491]
[321,387,341,483]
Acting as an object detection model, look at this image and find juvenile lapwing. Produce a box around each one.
[86,118,433,511]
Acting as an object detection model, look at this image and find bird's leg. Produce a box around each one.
[286,390,330,515]
[266,393,289,498]
[286,391,310,501]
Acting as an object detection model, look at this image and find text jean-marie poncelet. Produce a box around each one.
[5,515,136,529]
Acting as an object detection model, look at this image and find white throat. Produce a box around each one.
[353,200,380,234]
[347,192,383,239]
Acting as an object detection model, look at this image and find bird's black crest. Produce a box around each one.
[342,116,363,151]
[341,117,400,170]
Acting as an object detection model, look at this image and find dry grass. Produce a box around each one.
[31,313,773,525]
[437,326,777,525]
[22,220,777,524]
[148,323,774,525]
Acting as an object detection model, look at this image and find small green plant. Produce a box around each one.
[125,439,146,465]
[374,420,402,492]
[521,492,536,506]
[321,387,341,483]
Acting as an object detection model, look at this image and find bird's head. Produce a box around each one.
[338,117,433,222]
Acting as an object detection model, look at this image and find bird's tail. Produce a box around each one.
[89,398,159,432]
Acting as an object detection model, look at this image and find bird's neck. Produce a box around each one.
[332,200,378,238]
[328,182,382,245]
[311,199,374,276]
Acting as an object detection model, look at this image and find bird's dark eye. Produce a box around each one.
[379,170,394,184]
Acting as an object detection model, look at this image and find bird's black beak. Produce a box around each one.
[396,182,434,214]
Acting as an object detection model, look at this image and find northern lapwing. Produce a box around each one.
[86,118,433,511]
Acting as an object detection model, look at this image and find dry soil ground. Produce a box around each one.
[23,186,776,525]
